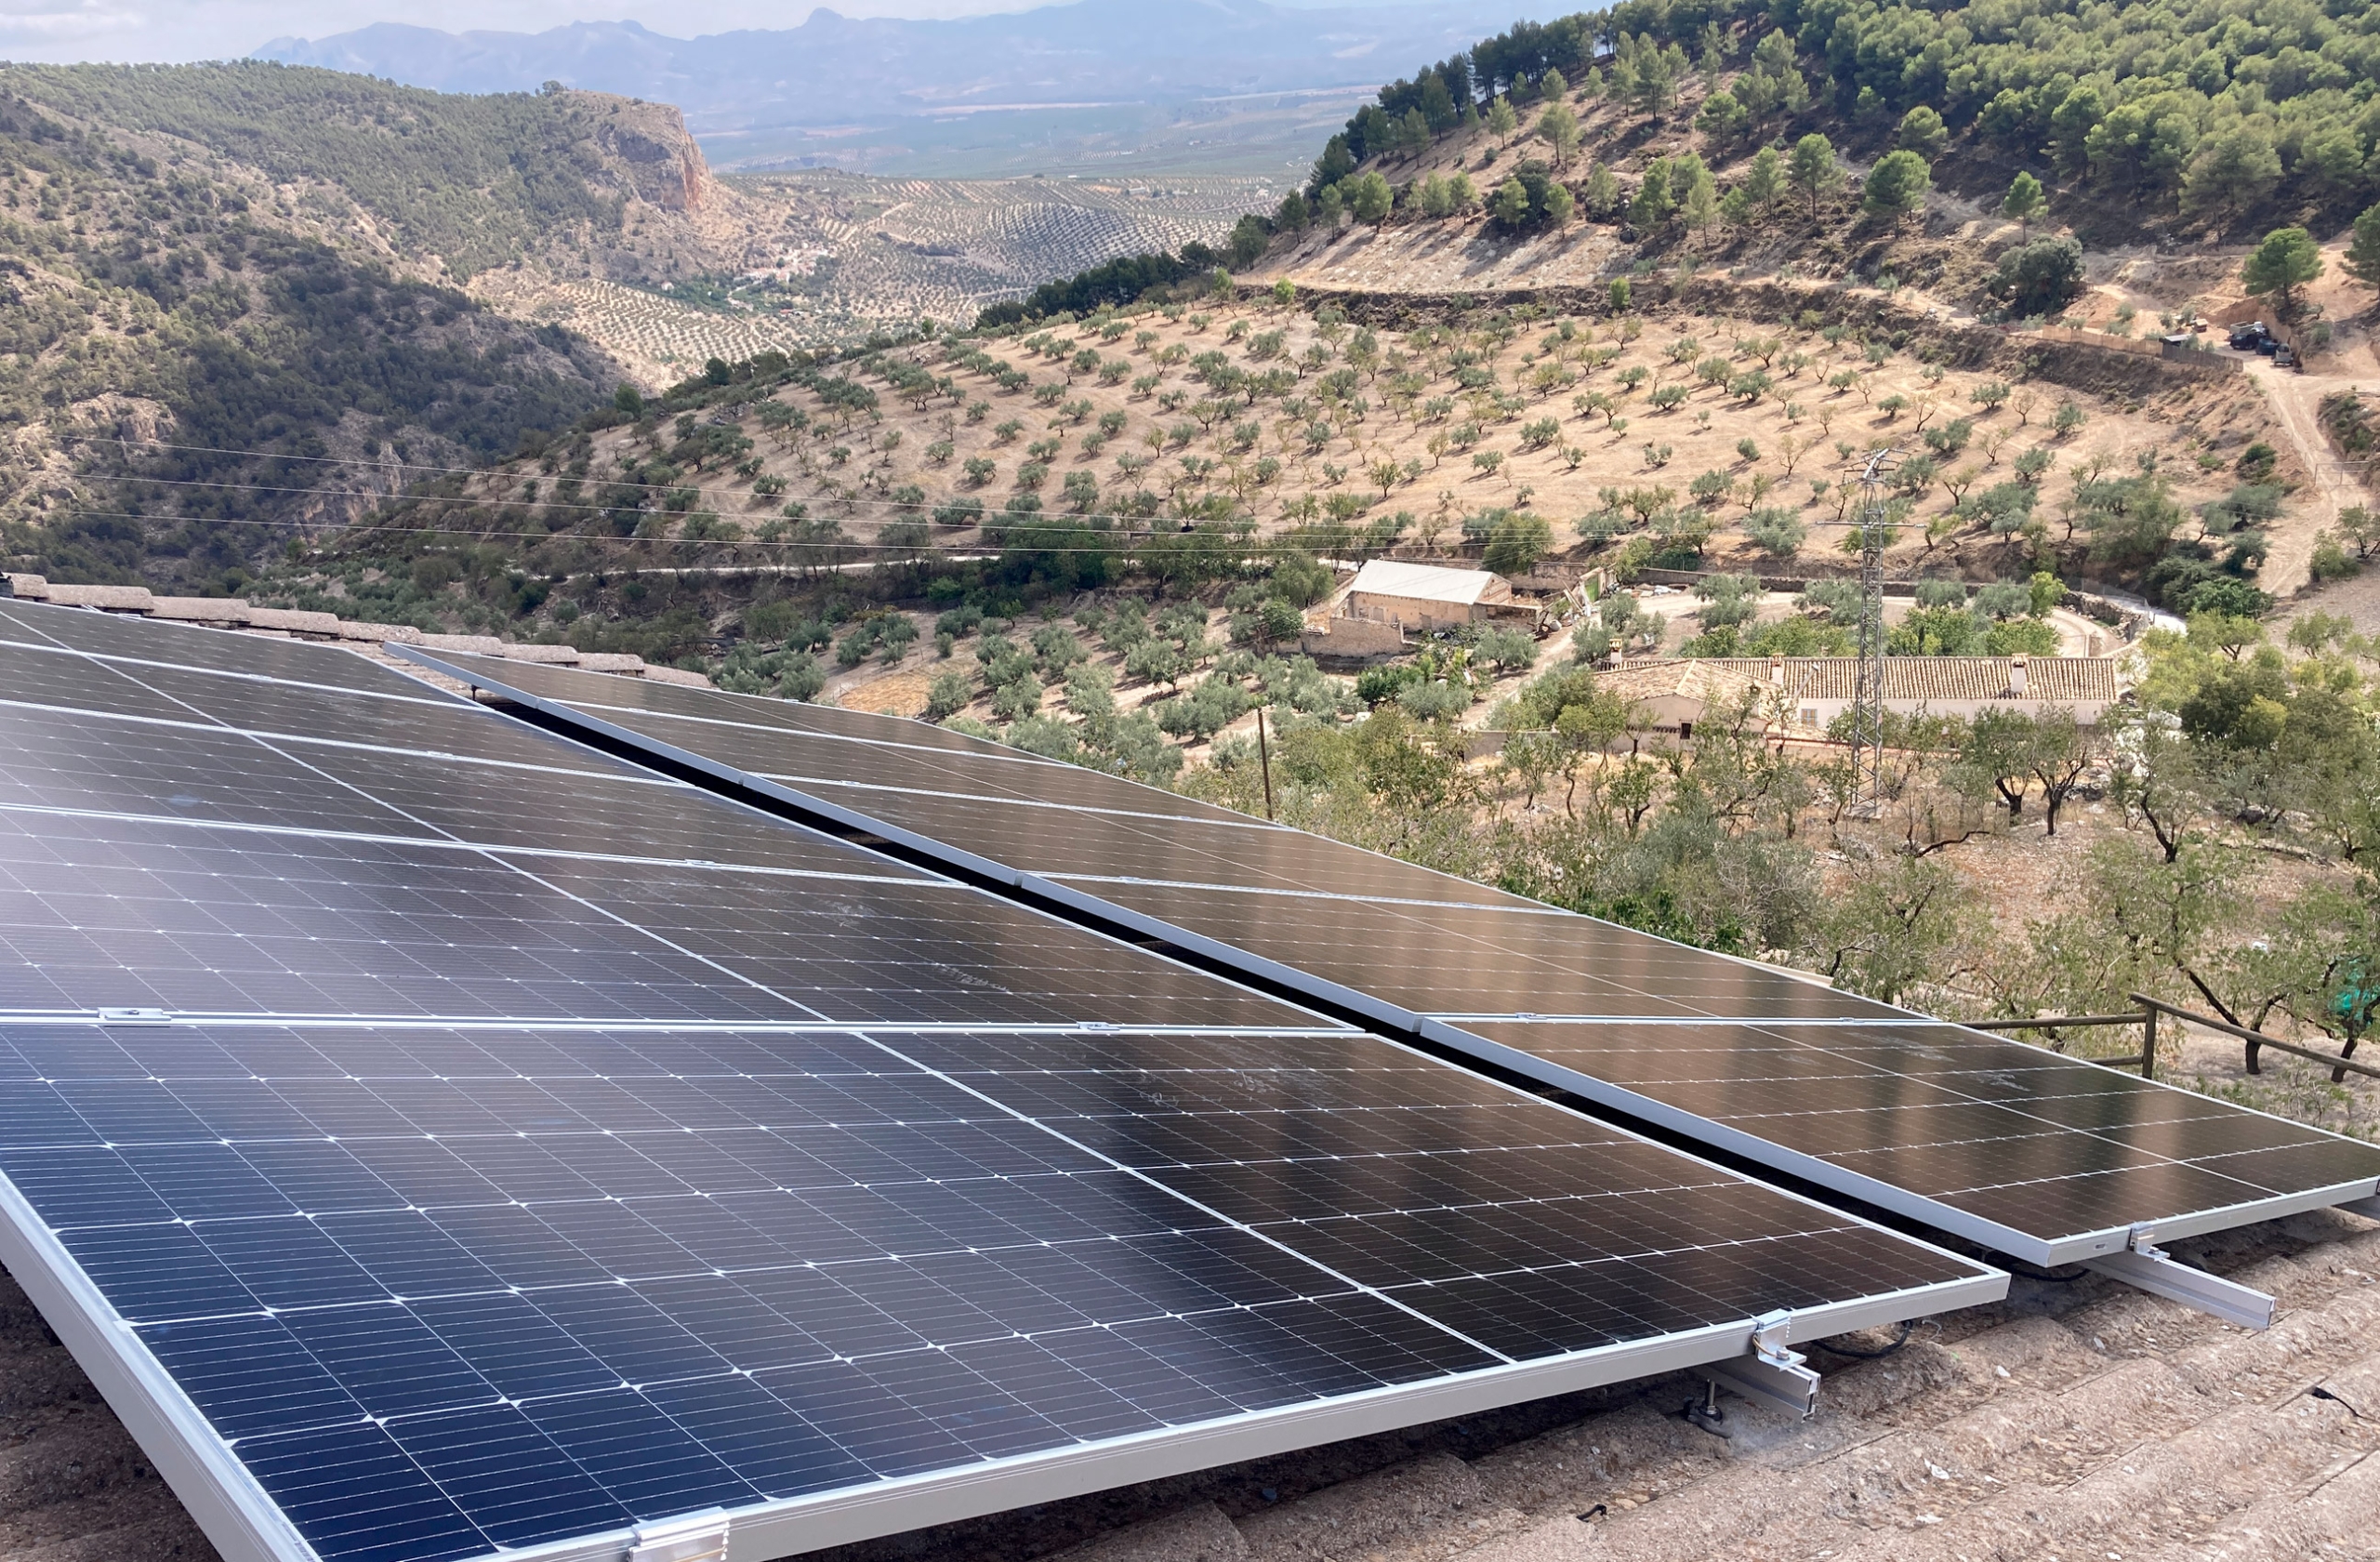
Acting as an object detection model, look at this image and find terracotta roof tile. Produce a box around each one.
[1693,656,2123,703]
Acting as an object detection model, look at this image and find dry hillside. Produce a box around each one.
[396,287,2289,626]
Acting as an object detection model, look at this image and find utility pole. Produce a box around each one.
[1256,707,1276,821]
[1848,448,1897,816]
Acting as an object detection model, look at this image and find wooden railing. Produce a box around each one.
[1985,1010,2151,1075]
[1971,994,2378,1085]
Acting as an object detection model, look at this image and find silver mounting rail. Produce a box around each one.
[2082,1225,2275,1330]
[1696,1309,1821,1419]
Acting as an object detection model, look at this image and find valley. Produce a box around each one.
[0,60,1274,592]
[6,11,2380,1562]
[476,170,1279,382]
[1,0,2373,1062]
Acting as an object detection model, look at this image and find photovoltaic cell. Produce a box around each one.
[412,651,2380,1264]
[0,603,2002,1562]
[1065,878,1895,1022]
[0,599,443,694]
[1444,1017,2380,1250]
[0,1017,1990,1562]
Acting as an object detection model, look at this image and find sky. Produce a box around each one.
[0,0,1139,62]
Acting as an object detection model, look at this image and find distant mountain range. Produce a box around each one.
[254,0,1520,137]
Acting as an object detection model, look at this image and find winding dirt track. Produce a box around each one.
[2239,355,2368,599]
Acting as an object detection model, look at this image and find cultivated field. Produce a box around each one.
[491,278,872,380]
[741,170,1277,319]
[478,171,1277,384]
[512,291,2282,586]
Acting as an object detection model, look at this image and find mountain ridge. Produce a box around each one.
[252,0,1524,137]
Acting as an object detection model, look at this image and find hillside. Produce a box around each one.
[0,62,753,285]
[0,62,1290,592]
[247,282,2280,676]
[481,170,1276,383]
[1310,0,2380,245]
[0,71,649,592]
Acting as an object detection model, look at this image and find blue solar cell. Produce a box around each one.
[235,1419,490,1562]
[0,605,2000,1562]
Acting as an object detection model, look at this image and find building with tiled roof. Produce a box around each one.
[1686,655,2126,731]
[1594,657,1771,737]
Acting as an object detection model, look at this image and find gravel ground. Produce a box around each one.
[9,1207,2377,1562]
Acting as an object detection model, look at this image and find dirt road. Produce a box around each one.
[2238,354,2366,598]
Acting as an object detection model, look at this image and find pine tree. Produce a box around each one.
[1492,176,1530,227]
[1787,133,1839,218]
[1742,145,1782,212]
[1488,96,1518,145]
[1683,174,1720,230]
[1537,101,1581,164]
[2241,226,2323,319]
[1583,161,1620,218]
[1862,151,1931,221]
[2002,171,2044,239]
[2345,205,2380,290]
[1629,159,1676,229]
[1400,107,1431,153]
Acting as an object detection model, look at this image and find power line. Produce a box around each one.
[47,427,1968,574]
[61,435,509,481]
[34,504,1362,559]
[52,438,1925,545]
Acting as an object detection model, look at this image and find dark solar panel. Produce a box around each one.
[0,1017,1995,1562]
[0,603,2004,1562]
[0,598,455,695]
[1061,878,1894,1023]
[437,653,1254,823]
[1443,1017,2380,1255]
[413,651,2380,1265]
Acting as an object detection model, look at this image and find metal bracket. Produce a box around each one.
[625,1508,730,1562]
[2081,1224,2274,1330]
[97,1007,171,1026]
[1697,1308,1821,1420]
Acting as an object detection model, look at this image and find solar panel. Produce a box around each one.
[410,651,2380,1269]
[1444,1017,2380,1253]
[0,603,2002,1562]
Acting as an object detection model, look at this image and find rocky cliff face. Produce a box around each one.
[0,64,747,290]
[595,110,708,215]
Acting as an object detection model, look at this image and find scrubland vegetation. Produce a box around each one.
[8,10,2380,1128]
[0,81,620,591]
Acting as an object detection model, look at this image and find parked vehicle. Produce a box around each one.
[2228,321,2271,351]
[2274,344,2299,369]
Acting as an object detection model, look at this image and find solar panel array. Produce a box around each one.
[0,602,1999,1562]
[412,651,2380,1266]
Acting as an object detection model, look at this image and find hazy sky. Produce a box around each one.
[0,0,1124,62]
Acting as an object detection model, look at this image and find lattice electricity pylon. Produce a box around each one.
[1846,447,1898,815]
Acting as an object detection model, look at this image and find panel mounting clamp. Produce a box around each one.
[624,1508,730,1562]
[2081,1224,2275,1330]
[1697,1307,1821,1420]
